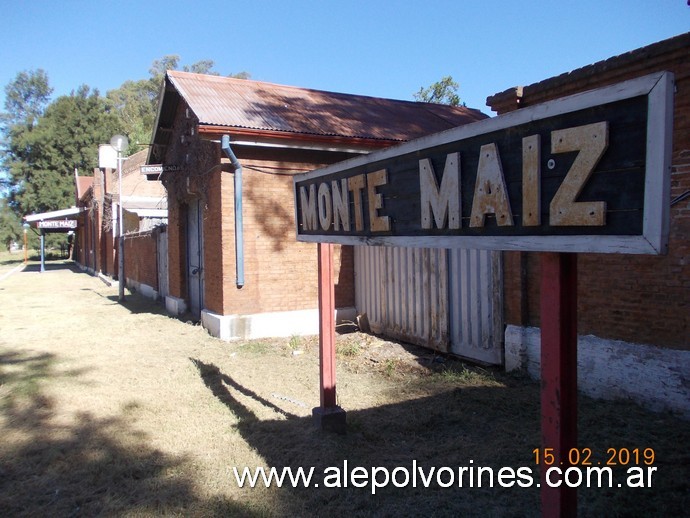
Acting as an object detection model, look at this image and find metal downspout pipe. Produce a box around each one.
[221,135,245,288]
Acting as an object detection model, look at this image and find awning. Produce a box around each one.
[23,206,84,273]
[24,206,84,223]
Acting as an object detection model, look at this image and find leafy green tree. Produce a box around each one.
[413,76,463,106]
[107,78,158,151]
[107,55,249,151]
[5,84,122,216]
[1,70,53,195]
[0,196,21,251]
[1,69,52,128]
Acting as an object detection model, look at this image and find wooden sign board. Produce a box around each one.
[294,72,673,254]
[37,219,77,230]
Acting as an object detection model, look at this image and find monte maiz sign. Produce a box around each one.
[294,72,673,254]
[37,219,78,230]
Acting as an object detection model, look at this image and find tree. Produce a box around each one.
[5,84,122,216]
[107,55,249,150]
[413,76,463,106]
[1,70,53,197]
[1,69,53,128]
[107,78,159,151]
[0,196,21,251]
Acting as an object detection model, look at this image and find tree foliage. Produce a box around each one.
[107,54,250,150]
[2,69,53,128]
[413,76,463,106]
[3,81,122,216]
[1,70,53,195]
[0,196,22,250]
[0,56,248,226]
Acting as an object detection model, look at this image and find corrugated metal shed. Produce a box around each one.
[149,71,487,163]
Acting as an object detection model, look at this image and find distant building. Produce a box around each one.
[74,148,168,299]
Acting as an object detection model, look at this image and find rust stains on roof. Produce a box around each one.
[166,70,487,141]
[150,71,487,164]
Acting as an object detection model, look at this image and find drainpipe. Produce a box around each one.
[221,135,245,288]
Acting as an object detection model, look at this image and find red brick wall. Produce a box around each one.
[161,100,357,317]
[124,232,158,290]
[489,34,690,350]
[100,228,114,276]
[75,213,86,266]
[214,153,355,315]
[75,208,99,271]
[166,195,186,300]
[203,169,225,314]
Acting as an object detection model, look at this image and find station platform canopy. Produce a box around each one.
[24,207,84,232]
[23,206,84,272]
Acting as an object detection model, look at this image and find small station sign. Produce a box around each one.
[37,219,78,230]
[294,72,673,255]
[140,164,183,175]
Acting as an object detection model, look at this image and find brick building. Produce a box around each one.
[74,148,167,299]
[487,32,689,416]
[148,71,486,339]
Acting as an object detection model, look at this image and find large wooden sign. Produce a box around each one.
[294,72,673,254]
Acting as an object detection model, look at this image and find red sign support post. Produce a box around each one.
[540,252,578,517]
[313,242,347,433]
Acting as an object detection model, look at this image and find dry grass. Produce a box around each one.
[0,259,688,516]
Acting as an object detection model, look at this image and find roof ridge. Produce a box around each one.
[166,69,479,112]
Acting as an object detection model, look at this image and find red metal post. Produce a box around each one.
[540,252,578,518]
[318,242,337,408]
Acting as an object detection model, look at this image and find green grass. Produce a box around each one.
[428,365,503,386]
[0,250,25,269]
[287,335,301,351]
[336,340,361,358]
[238,341,272,355]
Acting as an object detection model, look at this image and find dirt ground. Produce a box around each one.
[0,259,688,517]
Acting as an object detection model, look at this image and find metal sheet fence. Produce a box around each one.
[354,246,503,364]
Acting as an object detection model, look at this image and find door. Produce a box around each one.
[186,199,204,319]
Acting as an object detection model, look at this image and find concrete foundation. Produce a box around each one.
[312,405,347,434]
[505,325,690,419]
[200,307,358,341]
[165,295,187,316]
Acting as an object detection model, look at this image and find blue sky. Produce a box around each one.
[0,1,688,115]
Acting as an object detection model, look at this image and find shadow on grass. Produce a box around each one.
[191,358,690,518]
[103,292,172,317]
[192,357,541,516]
[0,257,24,267]
[22,260,81,273]
[0,348,263,516]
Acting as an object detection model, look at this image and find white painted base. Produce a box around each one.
[165,295,187,315]
[125,278,158,300]
[97,273,113,287]
[505,325,690,419]
[201,306,358,341]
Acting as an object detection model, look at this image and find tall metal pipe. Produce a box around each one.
[221,135,245,288]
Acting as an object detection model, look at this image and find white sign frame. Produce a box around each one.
[294,72,673,255]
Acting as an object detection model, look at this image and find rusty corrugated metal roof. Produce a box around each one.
[166,70,487,141]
